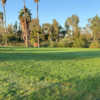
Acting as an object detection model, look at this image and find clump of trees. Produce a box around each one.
[0,0,100,48]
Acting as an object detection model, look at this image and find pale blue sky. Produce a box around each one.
[0,0,100,27]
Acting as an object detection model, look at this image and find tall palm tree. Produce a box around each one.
[34,0,40,20]
[1,0,6,30]
[1,0,7,45]
[0,12,3,26]
[19,1,31,47]
[0,12,4,35]
[34,0,40,48]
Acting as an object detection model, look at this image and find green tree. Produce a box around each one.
[65,20,71,36]
[29,18,41,47]
[7,24,13,34]
[51,19,59,42]
[67,15,80,39]
[42,23,52,41]
[88,15,100,41]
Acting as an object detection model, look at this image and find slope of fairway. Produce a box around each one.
[0,47,100,100]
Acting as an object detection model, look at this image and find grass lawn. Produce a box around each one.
[0,47,100,100]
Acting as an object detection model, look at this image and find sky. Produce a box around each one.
[0,0,100,27]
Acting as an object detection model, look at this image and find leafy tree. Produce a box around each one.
[29,18,41,47]
[59,25,66,39]
[65,20,72,38]
[88,15,100,41]
[80,26,92,41]
[67,15,80,39]
[42,23,52,41]
[51,19,59,42]
[13,22,23,41]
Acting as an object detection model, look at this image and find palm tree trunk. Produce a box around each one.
[3,6,6,31]
[37,2,40,48]
[23,0,29,48]
[24,19,29,48]
[37,2,39,20]
[25,30,28,47]
[3,5,7,45]
[37,33,40,48]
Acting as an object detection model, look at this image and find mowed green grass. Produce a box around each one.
[0,47,100,100]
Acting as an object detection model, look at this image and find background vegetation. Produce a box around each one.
[0,0,100,48]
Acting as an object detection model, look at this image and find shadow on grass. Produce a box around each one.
[0,51,100,61]
[23,74,100,100]
[1,74,100,100]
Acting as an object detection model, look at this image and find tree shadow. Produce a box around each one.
[1,68,100,100]
[1,74,100,100]
[0,50,100,61]
[27,74,100,100]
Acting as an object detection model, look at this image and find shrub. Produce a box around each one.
[49,41,57,48]
[62,38,73,47]
[57,41,65,47]
[73,38,88,48]
[57,38,73,48]
[40,41,49,47]
[89,41,100,48]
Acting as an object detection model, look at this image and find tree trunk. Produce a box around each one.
[37,2,39,20]
[24,9,29,47]
[25,32,28,48]
[3,5,7,45]
[93,32,96,41]
[37,33,40,48]
[3,6,6,31]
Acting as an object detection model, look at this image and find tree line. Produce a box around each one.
[0,0,100,48]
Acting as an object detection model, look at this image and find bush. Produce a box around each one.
[89,41,100,48]
[57,38,73,48]
[57,41,65,47]
[40,41,49,47]
[7,34,18,42]
[62,38,73,47]
[49,41,57,48]
[8,42,24,47]
[73,38,88,48]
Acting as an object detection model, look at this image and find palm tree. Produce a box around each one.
[34,0,40,20]
[1,0,8,45]
[0,12,3,26]
[0,12,4,36]
[1,0,6,30]
[34,0,40,48]
[19,1,31,47]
